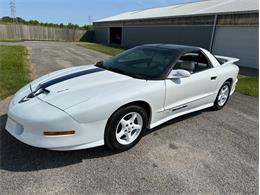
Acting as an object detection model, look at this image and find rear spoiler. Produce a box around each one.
[215,55,240,66]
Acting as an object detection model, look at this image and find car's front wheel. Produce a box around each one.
[213,81,231,110]
[105,105,148,151]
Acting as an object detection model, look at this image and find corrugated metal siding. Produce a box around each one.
[95,15,215,27]
[95,13,258,27]
[212,26,259,69]
[122,26,213,48]
[217,13,258,25]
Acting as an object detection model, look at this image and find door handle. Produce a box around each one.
[210,76,217,80]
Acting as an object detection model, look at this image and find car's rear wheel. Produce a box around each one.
[213,81,231,110]
[105,105,148,151]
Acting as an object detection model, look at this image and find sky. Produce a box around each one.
[0,0,199,25]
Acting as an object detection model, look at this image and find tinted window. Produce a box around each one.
[96,47,179,79]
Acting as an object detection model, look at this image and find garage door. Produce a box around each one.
[212,26,259,69]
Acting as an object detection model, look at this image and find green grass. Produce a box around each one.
[0,39,24,42]
[78,42,125,56]
[0,45,31,99]
[236,77,258,97]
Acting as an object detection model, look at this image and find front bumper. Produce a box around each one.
[5,93,106,151]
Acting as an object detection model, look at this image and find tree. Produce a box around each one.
[0,16,84,30]
[1,16,13,23]
[82,24,92,30]
[16,17,25,23]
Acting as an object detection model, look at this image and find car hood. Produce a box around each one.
[30,65,135,110]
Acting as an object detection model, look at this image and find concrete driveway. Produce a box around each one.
[0,41,258,195]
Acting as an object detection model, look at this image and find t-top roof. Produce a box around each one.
[96,0,258,23]
[139,44,200,53]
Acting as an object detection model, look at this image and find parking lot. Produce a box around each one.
[0,41,258,194]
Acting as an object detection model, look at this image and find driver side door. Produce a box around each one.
[164,51,219,117]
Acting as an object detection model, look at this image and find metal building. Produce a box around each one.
[93,0,259,69]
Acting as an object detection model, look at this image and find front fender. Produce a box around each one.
[65,80,165,124]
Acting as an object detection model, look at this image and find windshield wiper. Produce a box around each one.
[108,67,129,75]
[130,74,153,80]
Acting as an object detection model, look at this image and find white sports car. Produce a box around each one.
[6,44,239,151]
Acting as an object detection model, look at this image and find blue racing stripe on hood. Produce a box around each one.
[38,67,104,90]
[20,67,105,103]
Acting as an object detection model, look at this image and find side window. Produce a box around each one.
[173,51,212,73]
[196,52,212,72]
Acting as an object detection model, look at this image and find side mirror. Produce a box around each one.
[168,69,191,79]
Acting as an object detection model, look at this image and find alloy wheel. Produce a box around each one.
[218,85,230,106]
[115,112,143,145]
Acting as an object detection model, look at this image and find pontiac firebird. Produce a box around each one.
[6,44,239,151]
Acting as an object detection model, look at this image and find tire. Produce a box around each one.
[213,81,231,110]
[105,105,148,151]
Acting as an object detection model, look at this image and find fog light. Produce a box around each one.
[44,130,75,136]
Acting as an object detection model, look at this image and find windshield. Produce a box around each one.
[95,47,178,79]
